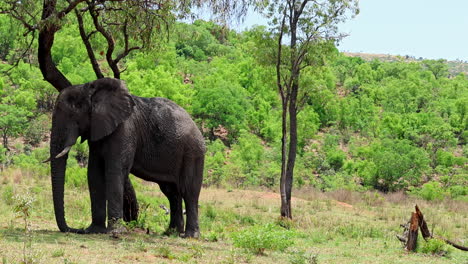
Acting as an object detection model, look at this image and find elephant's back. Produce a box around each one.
[134,96,205,155]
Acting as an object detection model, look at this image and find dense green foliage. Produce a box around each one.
[0,15,466,200]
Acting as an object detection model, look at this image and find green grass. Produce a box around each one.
[0,168,467,263]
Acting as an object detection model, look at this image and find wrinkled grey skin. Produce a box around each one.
[49,78,205,238]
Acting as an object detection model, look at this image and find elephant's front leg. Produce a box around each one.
[105,164,125,232]
[85,153,108,234]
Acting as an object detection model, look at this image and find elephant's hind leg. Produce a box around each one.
[123,176,139,222]
[182,156,204,238]
[160,182,184,235]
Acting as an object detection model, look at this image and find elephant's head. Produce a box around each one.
[48,78,134,232]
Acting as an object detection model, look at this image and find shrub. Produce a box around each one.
[231,223,295,255]
[0,145,7,166]
[203,139,227,186]
[410,181,446,201]
[72,138,89,167]
[24,114,50,146]
[192,75,251,141]
[11,153,48,177]
[419,238,451,256]
[435,149,466,168]
[325,148,346,170]
[2,185,14,205]
[355,139,430,191]
[64,167,87,188]
[204,204,217,220]
[225,131,265,186]
[319,171,358,191]
[448,185,468,199]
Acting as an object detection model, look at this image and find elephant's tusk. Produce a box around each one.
[55,145,73,159]
[42,157,52,163]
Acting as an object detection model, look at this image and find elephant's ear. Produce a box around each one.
[89,78,135,141]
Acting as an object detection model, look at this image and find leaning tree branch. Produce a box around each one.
[58,0,87,18]
[87,1,120,78]
[441,238,468,251]
[75,8,104,79]
[38,0,72,91]
[114,20,141,65]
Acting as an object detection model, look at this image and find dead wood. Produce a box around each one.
[405,212,419,251]
[438,237,468,251]
[415,205,431,240]
[398,205,467,252]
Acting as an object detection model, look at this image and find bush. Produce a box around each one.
[355,139,430,192]
[325,148,346,170]
[24,114,50,146]
[447,185,468,200]
[203,139,227,186]
[225,131,265,186]
[410,181,446,201]
[193,79,250,140]
[435,149,466,168]
[419,238,451,256]
[72,138,89,167]
[231,223,295,255]
[0,145,7,166]
[65,167,87,188]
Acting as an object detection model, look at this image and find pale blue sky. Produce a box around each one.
[239,0,468,61]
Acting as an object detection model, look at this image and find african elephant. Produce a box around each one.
[48,78,205,238]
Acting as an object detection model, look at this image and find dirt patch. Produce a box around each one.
[335,201,353,208]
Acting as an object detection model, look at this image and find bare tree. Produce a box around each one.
[266,0,359,218]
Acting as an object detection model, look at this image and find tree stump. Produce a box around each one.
[405,212,419,251]
[398,205,468,252]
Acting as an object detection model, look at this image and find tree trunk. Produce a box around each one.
[38,0,72,91]
[280,8,300,219]
[283,82,299,219]
[2,131,9,151]
[280,100,290,218]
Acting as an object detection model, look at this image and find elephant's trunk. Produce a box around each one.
[50,148,70,232]
[50,114,79,233]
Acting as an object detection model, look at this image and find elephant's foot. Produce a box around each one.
[82,224,108,234]
[182,230,200,239]
[107,218,128,237]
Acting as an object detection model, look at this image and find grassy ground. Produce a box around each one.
[0,168,466,264]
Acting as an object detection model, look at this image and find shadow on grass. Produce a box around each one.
[0,227,169,245]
